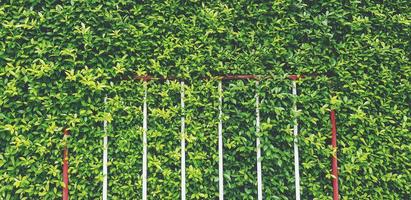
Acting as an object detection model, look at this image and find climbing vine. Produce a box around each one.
[0,0,409,199]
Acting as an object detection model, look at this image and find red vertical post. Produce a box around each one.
[330,110,339,200]
[63,129,69,200]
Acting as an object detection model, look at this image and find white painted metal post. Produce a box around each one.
[218,81,224,200]
[256,81,263,200]
[292,80,301,200]
[142,81,148,200]
[103,96,108,200]
[180,81,186,200]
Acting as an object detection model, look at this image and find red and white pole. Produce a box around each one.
[62,128,69,200]
[330,110,339,200]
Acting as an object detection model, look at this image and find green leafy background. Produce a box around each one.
[0,0,409,199]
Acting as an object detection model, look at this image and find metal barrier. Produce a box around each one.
[62,74,339,200]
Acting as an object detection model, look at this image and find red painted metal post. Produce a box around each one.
[330,110,339,200]
[63,129,69,200]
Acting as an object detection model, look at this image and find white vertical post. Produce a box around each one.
[103,96,108,200]
[142,81,148,200]
[218,81,224,200]
[180,81,186,200]
[256,81,263,200]
[292,80,301,200]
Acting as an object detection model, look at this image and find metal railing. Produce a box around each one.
[62,74,339,200]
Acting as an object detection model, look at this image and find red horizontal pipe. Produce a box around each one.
[330,110,339,200]
[220,74,258,80]
[131,73,328,81]
[62,129,69,200]
[288,74,303,80]
[133,75,169,81]
[133,74,258,81]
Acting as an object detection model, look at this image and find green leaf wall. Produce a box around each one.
[0,0,409,199]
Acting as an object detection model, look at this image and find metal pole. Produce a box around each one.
[256,81,263,200]
[142,81,148,200]
[62,129,69,200]
[103,96,108,200]
[218,81,224,200]
[292,80,301,200]
[180,81,186,200]
[330,110,339,200]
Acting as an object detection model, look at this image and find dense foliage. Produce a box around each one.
[0,0,409,199]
